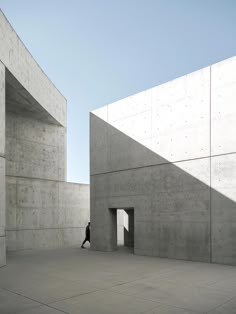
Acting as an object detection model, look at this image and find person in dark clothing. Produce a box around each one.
[81,222,90,248]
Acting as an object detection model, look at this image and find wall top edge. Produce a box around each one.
[91,55,236,115]
[0,10,66,102]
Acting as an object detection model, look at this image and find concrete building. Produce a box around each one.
[0,11,89,267]
[90,56,236,265]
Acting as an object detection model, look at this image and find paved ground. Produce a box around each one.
[0,247,236,314]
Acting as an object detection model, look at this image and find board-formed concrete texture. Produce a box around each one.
[0,11,90,266]
[90,56,236,265]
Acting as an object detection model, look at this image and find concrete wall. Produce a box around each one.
[0,10,66,126]
[0,61,6,266]
[124,210,134,248]
[6,112,66,181]
[90,56,236,265]
[6,177,89,250]
[211,57,236,265]
[0,11,90,258]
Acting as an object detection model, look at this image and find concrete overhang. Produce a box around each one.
[0,10,66,126]
[6,69,62,125]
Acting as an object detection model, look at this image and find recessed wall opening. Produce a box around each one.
[110,208,134,252]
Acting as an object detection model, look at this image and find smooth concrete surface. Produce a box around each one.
[91,65,211,173]
[0,10,66,126]
[1,248,236,314]
[211,57,236,156]
[0,157,6,237]
[91,56,236,265]
[5,69,62,126]
[90,115,211,262]
[0,61,5,156]
[211,154,236,265]
[124,209,134,248]
[6,177,90,250]
[0,236,6,267]
[0,60,6,267]
[6,112,66,181]
[0,11,90,255]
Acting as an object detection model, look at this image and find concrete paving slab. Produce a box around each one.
[0,248,236,313]
[0,288,41,314]
[52,290,158,314]
[207,297,236,314]
[18,305,66,314]
[143,303,199,314]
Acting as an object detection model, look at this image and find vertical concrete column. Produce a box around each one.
[0,61,6,267]
[109,209,118,251]
[124,210,134,248]
[91,203,117,252]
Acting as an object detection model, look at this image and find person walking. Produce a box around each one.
[81,222,90,248]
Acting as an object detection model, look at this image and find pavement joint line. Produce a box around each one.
[140,303,163,314]
[2,249,236,313]
[124,292,204,314]
[47,288,102,305]
[99,272,236,314]
[47,275,152,305]
[2,287,71,314]
[140,302,202,314]
[205,295,236,313]
[46,270,175,306]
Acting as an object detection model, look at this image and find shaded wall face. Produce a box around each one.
[0,61,5,266]
[6,112,66,181]
[0,11,91,256]
[5,113,90,250]
[90,56,236,265]
[6,178,90,250]
[90,116,211,261]
[0,11,66,126]
[91,66,210,173]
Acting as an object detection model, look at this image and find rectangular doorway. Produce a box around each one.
[114,208,134,252]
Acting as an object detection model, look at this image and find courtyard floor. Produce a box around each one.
[0,247,236,314]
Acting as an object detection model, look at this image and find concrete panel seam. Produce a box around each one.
[210,64,212,263]
[210,152,236,159]
[91,152,236,177]
[91,155,212,176]
[6,175,64,183]
[6,227,85,231]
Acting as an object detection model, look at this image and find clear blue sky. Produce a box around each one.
[0,0,235,183]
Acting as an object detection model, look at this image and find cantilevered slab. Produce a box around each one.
[0,10,66,126]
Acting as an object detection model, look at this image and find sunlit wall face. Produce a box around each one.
[91,56,236,265]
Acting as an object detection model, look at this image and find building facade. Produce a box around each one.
[90,56,236,265]
[0,11,89,267]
